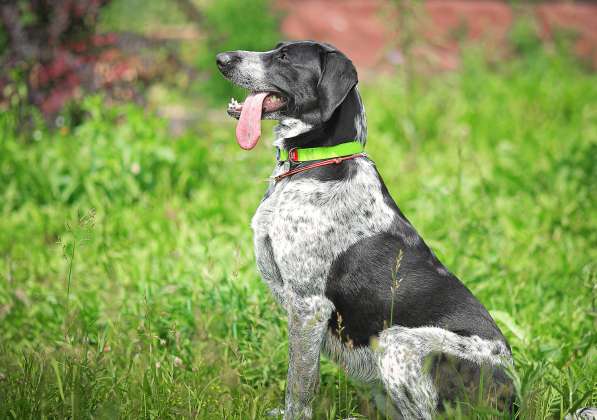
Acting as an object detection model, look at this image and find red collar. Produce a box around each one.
[274,153,367,182]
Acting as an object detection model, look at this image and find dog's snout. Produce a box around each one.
[216,52,240,72]
[216,53,231,68]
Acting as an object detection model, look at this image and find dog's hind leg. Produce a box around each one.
[374,330,438,419]
[374,326,512,419]
[284,294,334,420]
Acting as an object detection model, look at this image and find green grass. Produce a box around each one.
[0,48,596,419]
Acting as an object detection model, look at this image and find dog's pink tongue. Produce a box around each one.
[236,92,268,150]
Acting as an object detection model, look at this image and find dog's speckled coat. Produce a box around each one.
[217,41,515,419]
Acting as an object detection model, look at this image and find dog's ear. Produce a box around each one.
[317,46,358,122]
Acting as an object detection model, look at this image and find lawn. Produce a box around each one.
[0,46,596,418]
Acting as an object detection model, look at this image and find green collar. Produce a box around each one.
[276,141,364,162]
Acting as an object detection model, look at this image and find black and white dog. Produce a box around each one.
[217,41,515,419]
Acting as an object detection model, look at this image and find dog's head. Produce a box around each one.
[216,41,359,150]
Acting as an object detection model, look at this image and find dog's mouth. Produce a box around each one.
[227,91,287,150]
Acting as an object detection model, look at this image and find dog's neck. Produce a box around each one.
[273,86,367,150]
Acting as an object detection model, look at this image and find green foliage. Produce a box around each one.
[99,0,186,33]
[0,46,596,418]
[0,96,208,210]
[509,17,543,57]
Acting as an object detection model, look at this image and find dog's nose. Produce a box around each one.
[216,52,240,72]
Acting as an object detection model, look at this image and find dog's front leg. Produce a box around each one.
[284,294,333,420]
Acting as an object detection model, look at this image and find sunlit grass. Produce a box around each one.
[0,47,596,418]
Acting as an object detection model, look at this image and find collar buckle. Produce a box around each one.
[288,148,298,162]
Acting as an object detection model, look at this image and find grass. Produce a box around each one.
[0,46,596,418]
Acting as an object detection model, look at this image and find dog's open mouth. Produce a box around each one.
[227,91,287,150]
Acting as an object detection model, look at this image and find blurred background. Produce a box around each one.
[0,1,596,419]
[2,0,597,125]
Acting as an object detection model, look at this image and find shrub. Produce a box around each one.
[0,96,208,211]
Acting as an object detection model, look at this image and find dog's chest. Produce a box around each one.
[251,160,395,298]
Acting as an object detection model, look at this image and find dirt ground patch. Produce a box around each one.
[277,0,597,71]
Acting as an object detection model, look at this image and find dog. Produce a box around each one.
[216,41,515,419]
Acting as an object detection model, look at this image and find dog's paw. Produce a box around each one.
[266,407,284,418]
